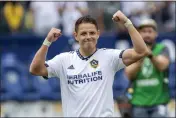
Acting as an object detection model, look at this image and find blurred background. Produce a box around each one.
[0,1,175,117]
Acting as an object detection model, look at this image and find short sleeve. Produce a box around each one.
[108,49,126,72]
[45,54,63,79]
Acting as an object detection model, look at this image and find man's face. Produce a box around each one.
[139,27,157,46]
[74,23,100,50]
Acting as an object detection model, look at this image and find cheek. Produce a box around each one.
[142,32,151,38]
[78,37,84,43]
[95,38,98,43]
[153,33,157,38]
[91,37,97,43]
[140,32,146,37]
[150,33,156,39]
[79,40,84,45]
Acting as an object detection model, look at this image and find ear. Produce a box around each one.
[155,31,158,38]
[73,32,79,42]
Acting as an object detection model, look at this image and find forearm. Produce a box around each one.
[121,23,150,66]
[112,11,148,55]
[30,45,48,74]
[30,28,61,76]
[125,59,143,80]
[127,23,148,55]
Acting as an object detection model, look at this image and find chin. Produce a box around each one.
[84,44,95,50]
[144,40,153,45]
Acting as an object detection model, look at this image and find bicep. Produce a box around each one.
[122,49,143,66]
[30,63,48,77]
[41,64,49,78]
[44,54,65,79]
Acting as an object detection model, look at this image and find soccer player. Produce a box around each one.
[125,19,170,117]
[29,10,150,117]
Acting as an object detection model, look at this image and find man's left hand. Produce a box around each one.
[112,10,128,24]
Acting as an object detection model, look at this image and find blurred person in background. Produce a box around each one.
[144,1,175,33]
[58,1,88,50]
[120,1,175,34]
[29,10,150,117]
[86,2,105,34]
[118,1,155,43]
[125,19,170,117]
[58,1,88,37]
[0,2,8,34]
[158,1,175,33]
[88,1,121,34]
[22,1,34,33]
[2,1,24,34]
[120,1,153,27]
[29,1,61,36]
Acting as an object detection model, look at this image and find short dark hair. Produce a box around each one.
[75,15,98,32]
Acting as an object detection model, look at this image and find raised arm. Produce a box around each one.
[29,28,62,77]
[112,10,150,66]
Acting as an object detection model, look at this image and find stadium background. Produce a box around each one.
[0,1,175,117]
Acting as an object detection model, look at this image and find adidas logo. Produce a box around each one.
[67,65,75,69]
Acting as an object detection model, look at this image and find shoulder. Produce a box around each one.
[97,48,123,57]
[153,43,169,57]
[156,43,165,48]
[98,48,122,53]
[57,50,76,58]
[50,51,76,63]
[153,43,167,53]
[98,48,114,52]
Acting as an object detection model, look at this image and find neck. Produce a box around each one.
[147,43,155,50]
[79,47,96,57]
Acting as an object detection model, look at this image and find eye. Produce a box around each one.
[90,32,95,35]
[81,32,86,36]
[148,30,152,33]
[142,30,146,33]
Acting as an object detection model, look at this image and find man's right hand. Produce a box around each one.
[46,28,62,42]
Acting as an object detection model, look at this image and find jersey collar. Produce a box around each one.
[76,48,98,61]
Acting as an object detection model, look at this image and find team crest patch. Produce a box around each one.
[90,59,98,68]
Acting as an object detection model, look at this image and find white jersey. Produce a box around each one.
[45,48,125,117]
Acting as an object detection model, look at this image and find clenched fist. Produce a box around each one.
[46,28,62,42]
[112,10,128,24]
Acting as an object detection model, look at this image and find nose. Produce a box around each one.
[145,33,151,38]
[86,34,91,41]
[86,34,91,39]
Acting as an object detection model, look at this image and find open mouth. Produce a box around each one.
[144,40,153,45]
